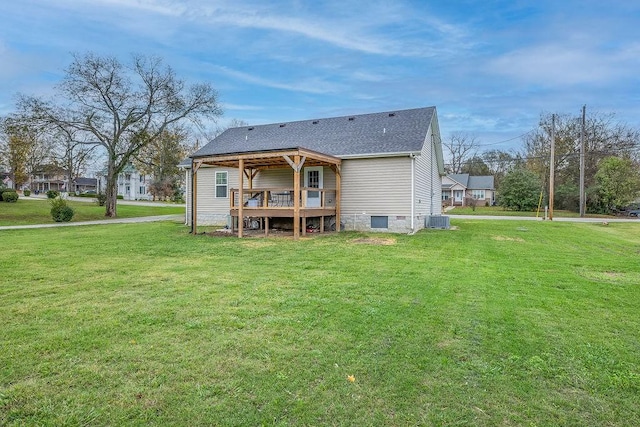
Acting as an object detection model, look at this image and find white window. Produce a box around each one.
[215,171,228,198]
[472,190,485,199]
[139,175,145,183]
[139,186,146,194]
[442,191,450,201]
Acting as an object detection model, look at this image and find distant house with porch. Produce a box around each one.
[442,174,495,206]
[30,165,68,193]
[28,165,99,195]
[181,107,446,238]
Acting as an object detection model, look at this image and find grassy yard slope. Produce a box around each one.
[1,220,639,425]
[0,198,184,225]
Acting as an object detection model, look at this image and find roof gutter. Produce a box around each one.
[410,153,416,232]
[338,151,421,160]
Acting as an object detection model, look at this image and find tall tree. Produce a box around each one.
[498,168,542,211]
[49,126,96,193]
[522,111,640,212]
[443,132,479,173]
[482,149,523,190]
[0,117,52,189]
[594,156,640,213]
[18,53,222,217]
[133,129,189,200]
[461,155,490,175]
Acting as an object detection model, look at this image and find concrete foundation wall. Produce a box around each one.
[340,213,425,233]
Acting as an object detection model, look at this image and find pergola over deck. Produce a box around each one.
[191,147,341,239]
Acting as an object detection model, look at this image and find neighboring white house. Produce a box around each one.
[97,163,151,200]
[180,107,446,237]
[1,171,14,190]
[442,174,495,206]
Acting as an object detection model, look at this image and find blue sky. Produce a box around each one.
[1,0,639,152]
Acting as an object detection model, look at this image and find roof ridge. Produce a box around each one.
[234,106,436,129]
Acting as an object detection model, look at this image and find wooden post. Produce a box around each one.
[238,159,244,238]
[335,164,341,232]
[293,155,300,239]
[549,114,555,221]
[246,169,253,191]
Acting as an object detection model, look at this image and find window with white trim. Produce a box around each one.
[215,171,228,198]
[472,190,485,199]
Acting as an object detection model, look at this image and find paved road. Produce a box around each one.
[26,194,183,207]
[0,215,184,231]
[448,214,639,223]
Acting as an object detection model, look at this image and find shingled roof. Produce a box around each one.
[191,107,437,159]
[448,174,494,190]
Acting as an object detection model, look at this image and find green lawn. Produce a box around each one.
[447,205,613,218]
[1,220,639,425]
[0,198,184,225]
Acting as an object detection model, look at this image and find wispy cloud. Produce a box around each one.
[222,103,264,111]
[75,0,470,58]
[209,65,345,95]
[487,42,640,87]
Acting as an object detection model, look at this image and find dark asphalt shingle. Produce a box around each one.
[191,107,436,158]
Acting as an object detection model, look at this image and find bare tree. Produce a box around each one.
[18,53,222,217]
[51,127,97,193]
[482,149,523,190]
[443,132,479,173]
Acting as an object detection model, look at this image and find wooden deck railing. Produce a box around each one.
[230,188,337,210]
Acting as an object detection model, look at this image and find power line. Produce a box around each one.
[475,131,534,148]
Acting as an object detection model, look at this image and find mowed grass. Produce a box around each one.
[1,220,639,425]
[0,198,184,225]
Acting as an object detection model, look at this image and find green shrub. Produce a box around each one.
[23,189,31,196]
[96,193,107,206]
[2,191,19,203]
[46,190,59,199]
[50,197,75,222]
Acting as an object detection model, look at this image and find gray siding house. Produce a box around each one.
[442,174,495,206]
[182,107,445,238]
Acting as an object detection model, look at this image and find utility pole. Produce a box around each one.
[579,105,586,217]
[549,114,555,220]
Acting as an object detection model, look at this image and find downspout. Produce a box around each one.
[430,135,435,216]
[410,153,416,232]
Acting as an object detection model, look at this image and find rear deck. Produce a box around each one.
[191,148,341,238]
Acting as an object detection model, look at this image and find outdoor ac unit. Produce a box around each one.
[426,215,450,229]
